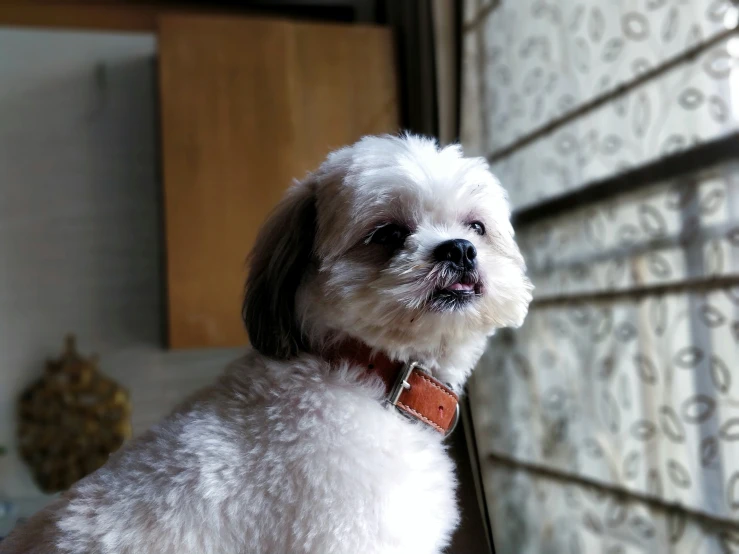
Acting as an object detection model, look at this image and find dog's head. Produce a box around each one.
[243,134,532,386]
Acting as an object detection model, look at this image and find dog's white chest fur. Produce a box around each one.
[40,353,459,554]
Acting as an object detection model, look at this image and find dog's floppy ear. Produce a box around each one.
[242,178,317,358]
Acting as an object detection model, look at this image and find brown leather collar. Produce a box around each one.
[325,340,459,436]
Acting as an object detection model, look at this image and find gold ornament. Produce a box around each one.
[17,335,132,493]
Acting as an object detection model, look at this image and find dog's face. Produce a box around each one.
[244,135,532,385]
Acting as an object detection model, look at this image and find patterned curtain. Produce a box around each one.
[461,1,739,553]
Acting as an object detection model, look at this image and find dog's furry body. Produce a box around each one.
[1,135,531,554]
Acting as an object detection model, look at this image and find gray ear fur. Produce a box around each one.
[242,179,317,358]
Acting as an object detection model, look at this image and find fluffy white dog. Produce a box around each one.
[1,134,531,554]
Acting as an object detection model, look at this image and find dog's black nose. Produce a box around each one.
[433,239,477,270]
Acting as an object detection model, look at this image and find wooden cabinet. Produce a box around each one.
[158,15,399,348]
[0,4,399,349]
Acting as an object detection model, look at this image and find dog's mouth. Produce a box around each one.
[445,281,477,293]
[430,272,483,310]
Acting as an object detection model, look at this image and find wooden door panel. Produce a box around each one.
[158,14,398,348]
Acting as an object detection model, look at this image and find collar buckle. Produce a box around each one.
[386,361,421,407]
[386,361,460,438]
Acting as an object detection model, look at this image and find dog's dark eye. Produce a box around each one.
[469,221,486,236]
[369,223,410,248]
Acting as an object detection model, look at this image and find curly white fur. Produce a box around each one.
[0,134,531,554]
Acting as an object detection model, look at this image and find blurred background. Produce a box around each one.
[0,1,737,553]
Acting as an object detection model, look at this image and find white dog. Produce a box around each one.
[1,134,531,554]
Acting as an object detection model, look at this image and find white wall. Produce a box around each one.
[0,28,242,532]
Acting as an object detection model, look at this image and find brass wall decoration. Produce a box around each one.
[17,336,132,493]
